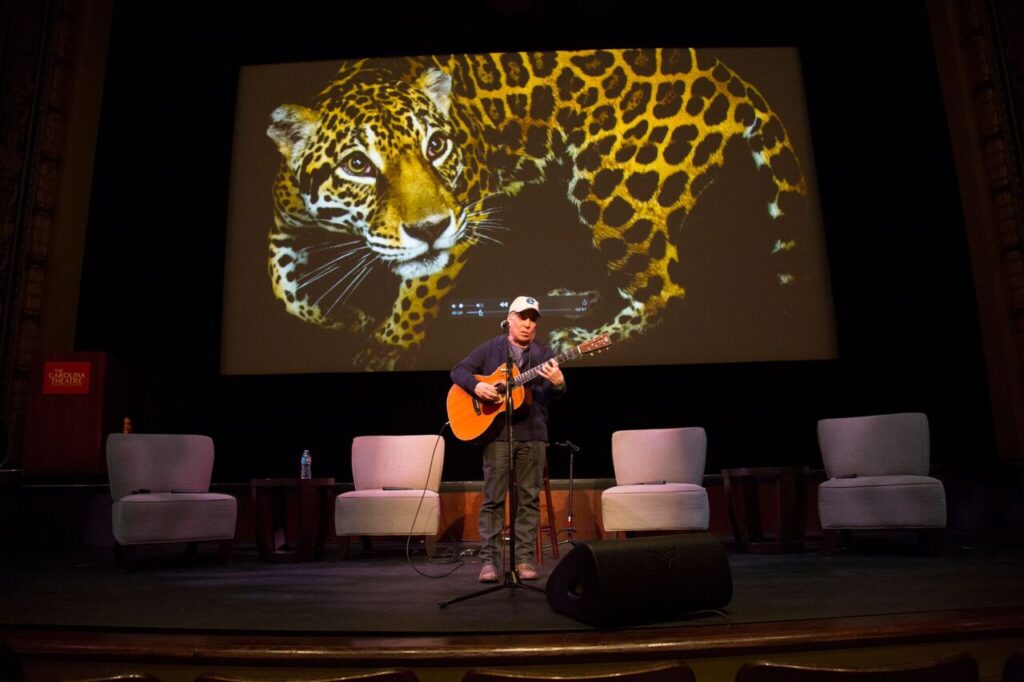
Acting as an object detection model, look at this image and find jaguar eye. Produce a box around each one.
[341,152,375,177]
[425,131,450,161]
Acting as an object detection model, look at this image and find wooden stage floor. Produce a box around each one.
[2,538,1023,680]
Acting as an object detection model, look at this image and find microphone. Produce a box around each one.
[500,319,510,331]
[555,440,580,451]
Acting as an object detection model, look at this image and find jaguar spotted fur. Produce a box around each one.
[266,48,806,369]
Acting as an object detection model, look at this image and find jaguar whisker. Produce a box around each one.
[324,258,378,316]
[296,245,370,287]
[312,251,377,309]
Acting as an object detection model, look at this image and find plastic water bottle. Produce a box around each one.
[300,449,312,479]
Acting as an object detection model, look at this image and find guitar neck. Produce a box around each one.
[512,346,581,386]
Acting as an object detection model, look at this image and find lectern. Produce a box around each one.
[22,352,125,476]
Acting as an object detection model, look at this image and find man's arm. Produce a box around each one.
[450,338,493,396]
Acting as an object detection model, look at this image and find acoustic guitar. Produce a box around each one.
[446,334,612,441]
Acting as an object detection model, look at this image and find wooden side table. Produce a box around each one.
[722,466,808,553]
[251,477,335,561]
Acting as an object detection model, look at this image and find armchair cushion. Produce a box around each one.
[602,483,709,532]
[818,412,930,478]
[335,490,441,536]
[108,434,215,501]
[818,475,946,528]
[611,427,707,485]
[113,493,238,545]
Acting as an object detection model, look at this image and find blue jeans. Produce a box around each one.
[479,440,545,566]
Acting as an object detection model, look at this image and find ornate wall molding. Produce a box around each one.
[0,0,79,466]
[929,0,1024,459]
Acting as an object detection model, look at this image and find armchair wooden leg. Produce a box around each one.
[114,542,135,572]
[922,528,946,555]
[337,535,351,559]
[219,539,234,564]
[425,535,437,557]
[822,529,842,554]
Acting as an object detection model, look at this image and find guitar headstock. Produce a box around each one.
[578,334,612,355]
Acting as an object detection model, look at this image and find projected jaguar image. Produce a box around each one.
[265,48,807,370]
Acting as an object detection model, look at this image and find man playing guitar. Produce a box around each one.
[450,296,565,583]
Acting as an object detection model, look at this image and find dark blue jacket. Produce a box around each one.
[451,334,565,442]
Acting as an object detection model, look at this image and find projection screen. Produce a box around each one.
[221,47,835,374]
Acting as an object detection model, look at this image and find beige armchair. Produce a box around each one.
[600,427,709,537]
[334,435,445,557]
[107,433,237,570]
[817,412,947,553]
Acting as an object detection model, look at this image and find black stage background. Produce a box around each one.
[72,1,992,483]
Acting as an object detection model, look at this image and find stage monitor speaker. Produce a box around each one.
[545,533,732,626]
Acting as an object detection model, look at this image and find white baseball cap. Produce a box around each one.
[508,295,541,316]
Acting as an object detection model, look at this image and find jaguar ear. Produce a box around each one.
[419,68,452,117]
[267,104,318,161]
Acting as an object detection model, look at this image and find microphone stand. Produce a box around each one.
[555,440,580,546]
[440,332,544,608]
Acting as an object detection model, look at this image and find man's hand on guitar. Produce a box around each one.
[537,359,564,388]
[474,381,502,404]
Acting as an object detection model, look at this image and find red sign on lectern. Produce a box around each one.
[42,361,92,394]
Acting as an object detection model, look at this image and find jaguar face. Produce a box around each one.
[269,69,467,280]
